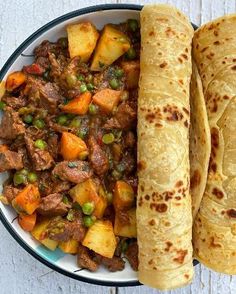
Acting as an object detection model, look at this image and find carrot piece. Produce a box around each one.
[60,132,88,160]
[61,92,92,115]
[6,71,26,92]
[18,212,37,232]
[0,144,8,152]
[12,185,40,215]
[92,89,121,113]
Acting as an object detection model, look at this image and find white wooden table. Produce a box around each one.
[0,0,236,293]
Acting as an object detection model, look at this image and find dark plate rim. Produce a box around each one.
[0,3,198,288]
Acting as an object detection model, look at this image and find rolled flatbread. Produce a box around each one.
[190,61,211,219]
[137,4,194,290]
[193,14,236,274]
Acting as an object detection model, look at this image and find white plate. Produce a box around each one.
[0,4,142,287]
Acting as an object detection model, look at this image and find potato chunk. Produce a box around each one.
[69,179,107,218]
[90,25,130,71]
[113,181,135,211]
[59,239,78,254]
[31,219,58,251]
[67,22,99,61]
[114,208,137,238]
[121,61,140,89]
[82,220,117,258]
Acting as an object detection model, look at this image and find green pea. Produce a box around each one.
[102,133,115,144]
[34,139,47,150]
[23,114,33,124]
[80,84,87,93]
[128,19,139,32]
[58,37,68,49]
[126,47,136,60]
[114,69,124,78]
[82,202,95,215]
[66,74,77,88]
[106,192,113,204]
[0,101,6,110]
[77,74,84,81]
[27,172,38,183]
[33,118,45,129]
[87,83,94,91]
[109,78,120,90]
[13,172,27,186]
[56,114,68,126]
[69,117,81,128]
[88,104,98,115]
[83,216,95,227]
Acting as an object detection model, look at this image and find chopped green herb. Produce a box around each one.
[68,162,78,168]
[67,209,75,221]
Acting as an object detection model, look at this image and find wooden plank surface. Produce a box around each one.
[0,0,236,293]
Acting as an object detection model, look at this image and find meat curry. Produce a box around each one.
[0,19,140,272]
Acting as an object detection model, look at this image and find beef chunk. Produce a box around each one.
[88,136,109,176]
[47,121,70,133]
[26,126,46,141]
[25,136,54,171]
[17,147,31,169]
[0,150,23,172]
[52,161,92,184]
[104,102,136,130]
[0,109,25,140]
[39,82,62,114]
[125,242,139,271]
[124,131,136,148]
[34,40,59,58]
[120,151,136,175]
[47,133,59,160]
[53,180,71,193]
[37,193,70,216]
[77,245,99,272]
[35,56,50,70]
[94,254,125,272]
[38,171,55,196]
[48,212,86,242]
[2,185,20,203]
[1,95,27,110]
[25,77,62,113]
